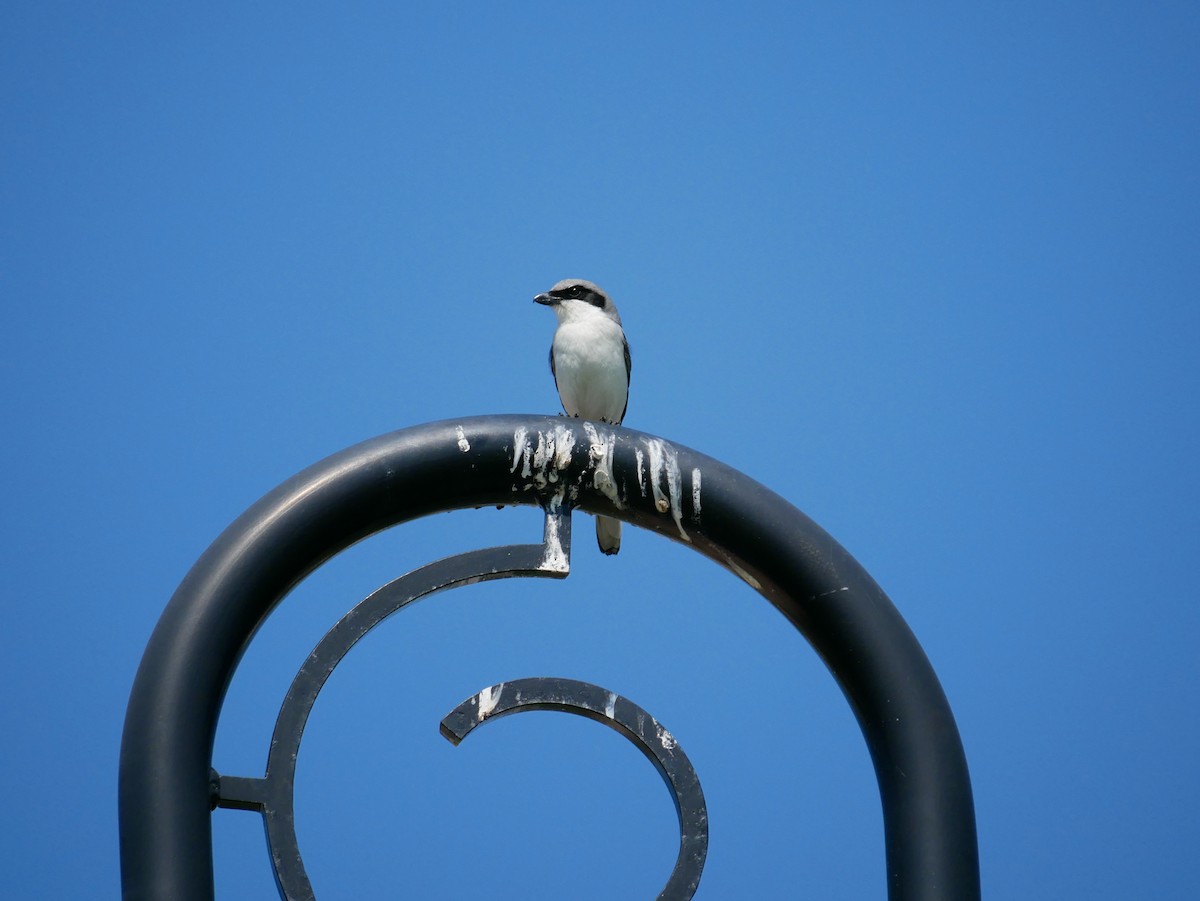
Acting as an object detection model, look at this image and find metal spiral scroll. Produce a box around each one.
[213,509,709,900]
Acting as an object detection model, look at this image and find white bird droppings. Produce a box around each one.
[539,505,570,574]
[507,424,704,551]
[643,437,690,542]
[511,426,532,477]
[455,425,471,452]
[656,723,677,751]
[552,423,576,470]
[582,421,622,508]
[477,683,504,721]
[512,423,577,490]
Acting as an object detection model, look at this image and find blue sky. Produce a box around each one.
[3,3,1198,898]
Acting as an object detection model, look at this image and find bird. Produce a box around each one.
[534,278,631,555]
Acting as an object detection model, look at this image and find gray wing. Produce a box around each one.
[548,344,560,396]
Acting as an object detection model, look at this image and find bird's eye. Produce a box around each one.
[568,285,583,298]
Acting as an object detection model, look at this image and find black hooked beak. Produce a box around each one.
[533,293,559,306]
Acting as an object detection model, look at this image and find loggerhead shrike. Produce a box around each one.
[534,278,631,555]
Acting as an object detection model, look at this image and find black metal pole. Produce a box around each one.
[119,414,978,900]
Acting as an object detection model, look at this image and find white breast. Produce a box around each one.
[552,316,628,423]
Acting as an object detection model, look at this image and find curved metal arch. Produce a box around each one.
[120,414,980,900]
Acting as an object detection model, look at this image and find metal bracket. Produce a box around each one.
[210,508,707,899]
[441,677,708,901]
